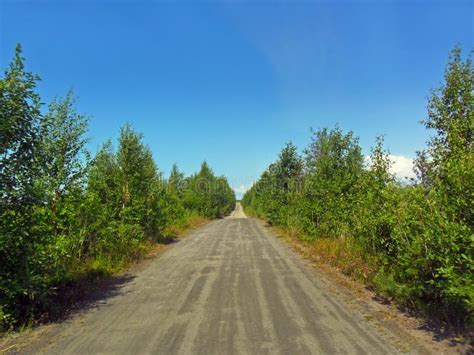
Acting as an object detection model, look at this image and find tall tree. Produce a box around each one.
[0,44,48,324]
[116,124,165,236]
[0,43,42,206]
[275,142,304,192]
[38,90,90,221]
[415,46,473,225]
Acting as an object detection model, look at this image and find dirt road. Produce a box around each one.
[31,203,412,354]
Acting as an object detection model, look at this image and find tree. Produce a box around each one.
[38,90,90,228]
[185,161,217,218]
[274,142,304,193]
[407,47,474,316]
[182,161,235,219]
[87,140,121,212]
[115,123,165,237]
[415,46,473,224]
[264,143,304,225]
[168,163,185,197]
[356,135,397,257]
[302,127,364,238]
[0,44,48,325]
[0,43,42,206]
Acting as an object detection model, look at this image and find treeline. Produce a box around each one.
[242,47,473,324]
[0,45,235,328]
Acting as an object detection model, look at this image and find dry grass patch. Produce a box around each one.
[272,226,378,285]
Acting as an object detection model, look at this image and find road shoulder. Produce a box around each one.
[0,218,213,354]
[254,218,471,354]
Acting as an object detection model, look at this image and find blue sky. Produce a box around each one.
[1,0,472,197]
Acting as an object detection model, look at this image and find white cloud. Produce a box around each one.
[365,154,416,181]
[389,155,416,180]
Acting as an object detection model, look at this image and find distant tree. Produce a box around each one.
[168,163,185,197]
[182,161,235,219]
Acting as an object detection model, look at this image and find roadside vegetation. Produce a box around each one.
[0,45,235,329]
[242,47,473,326]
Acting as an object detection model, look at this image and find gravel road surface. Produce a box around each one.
[34,203,406,354]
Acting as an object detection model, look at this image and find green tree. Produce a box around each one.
[87,140,121,213]
[0,44,47,325]
[38,90,90,232]
[416,46,473,225]
[182,161,235,219]
[267,142,304,225]
[355,136,397,257]
[184,161,217,218]
[168,163,185,197]
[97,123,166,239]
[400,47,474,317]
[0,43,41,206]
[303,127,364,238]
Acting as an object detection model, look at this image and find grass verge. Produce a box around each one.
[265,222,473,350]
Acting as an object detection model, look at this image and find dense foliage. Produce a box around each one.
[243,47,473,324]
[0,45,235,328]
